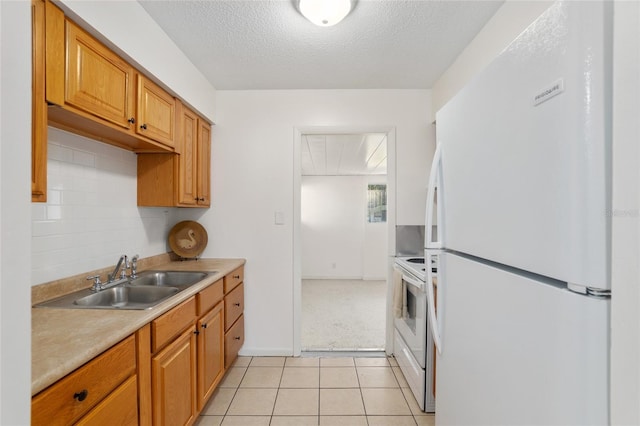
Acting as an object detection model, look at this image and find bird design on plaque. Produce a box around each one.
[168,221,208,259]
[178,229,197,249]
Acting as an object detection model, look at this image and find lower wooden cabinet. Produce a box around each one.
[75,375,138,426]
[225,314,245,369]
[197,301,225,410]
[31,335,136,426]
[152,325,198,426]
[33,265,245,426]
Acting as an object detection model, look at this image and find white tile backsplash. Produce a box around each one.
[31,128,177,286]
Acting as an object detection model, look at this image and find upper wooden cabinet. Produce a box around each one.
[43,6,176,153]
[65,21,135,130]
[32,1,211,204]
[31,0,47,202]
[197,120,212,207]
[178,103,211,207]
[136,75,176,148]
[137,101,211,208]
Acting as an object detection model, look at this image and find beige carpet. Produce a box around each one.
[301,279,386,351]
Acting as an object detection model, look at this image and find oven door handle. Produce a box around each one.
[401,271,425,292]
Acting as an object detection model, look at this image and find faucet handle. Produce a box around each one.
[130,254,139,278]
[86,275,102,291]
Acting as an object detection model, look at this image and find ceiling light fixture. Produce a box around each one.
[298,0,354,27]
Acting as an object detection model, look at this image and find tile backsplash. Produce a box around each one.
[31,128,177,286]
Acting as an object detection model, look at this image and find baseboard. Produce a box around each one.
[238,347,294,357]
[302,276,383,280]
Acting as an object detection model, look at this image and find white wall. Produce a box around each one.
[431,1,552,119]
[176,89,432,355]
[31,128,177,285]
[610,1,640,424]
[55,0,216,122]
[0,1,32,423]
[301,175,387,280]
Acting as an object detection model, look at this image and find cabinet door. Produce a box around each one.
[31,0,47,202]
[65,21,135,129]
[75,375,138,426]
[137,75,175,148]
[152,326,197,426]
[177,105,199,206]
[197,120,211,206]
[224,314,244,369]
[197,301,225,410]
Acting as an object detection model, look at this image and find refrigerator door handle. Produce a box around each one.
[426,260,442,354]
[426,142,443,249]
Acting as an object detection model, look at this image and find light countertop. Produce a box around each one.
[31,258,245,395]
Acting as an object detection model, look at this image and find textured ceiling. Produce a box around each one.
[138,0,504,90]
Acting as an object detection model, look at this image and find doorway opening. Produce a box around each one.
[297,132,391,353]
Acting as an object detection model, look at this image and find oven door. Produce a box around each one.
[393,267,427,368]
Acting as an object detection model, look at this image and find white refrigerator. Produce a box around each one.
[426,1,611,425]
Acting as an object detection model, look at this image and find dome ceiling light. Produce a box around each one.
[298,0,354,27]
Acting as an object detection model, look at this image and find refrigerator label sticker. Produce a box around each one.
[533,79,564,106]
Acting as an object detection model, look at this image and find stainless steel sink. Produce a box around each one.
[35,270,212,310]
[73,286,179,309]
[129,271,210,288]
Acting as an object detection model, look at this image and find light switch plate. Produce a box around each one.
[274,211,285,225]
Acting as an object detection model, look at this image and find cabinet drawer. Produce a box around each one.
[197,279,223,316]
[224,282,244,331]
[224,314,244,369]
[75,375,138,426]
[31,335,136,426]
[152,296,196,352]
[223,266,244,293]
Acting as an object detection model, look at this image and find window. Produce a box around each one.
[367,184,387,223]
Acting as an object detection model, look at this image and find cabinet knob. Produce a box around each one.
[233,275,240,279]
[234,303,241,307]
[202,323,208,329]
[193,330,200,335]
[140,124,147,130]
[234,336,241,340]
[73,389,88,402]
[128,117,135,124]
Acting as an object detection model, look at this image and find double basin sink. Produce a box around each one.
[36,271,211,310]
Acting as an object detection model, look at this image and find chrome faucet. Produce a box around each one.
[108,255,129,283]
[86,254,133,292]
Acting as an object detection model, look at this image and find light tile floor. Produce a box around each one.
[196,356,435,426]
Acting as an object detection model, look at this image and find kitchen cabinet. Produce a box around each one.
[31,335,137,426]
[32,261,245,426]
[196,118,212,206]
[31,1,218,203]
[137,102,211,207]
[196,280,225,410]
[74,376,138,426]
[152,326,197,426]
[31,0,47,202]
[41,3,176,153]
[223,266,245,368]
[136,75,176,148]
[150,296,197,426]
[64,19,135,130]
